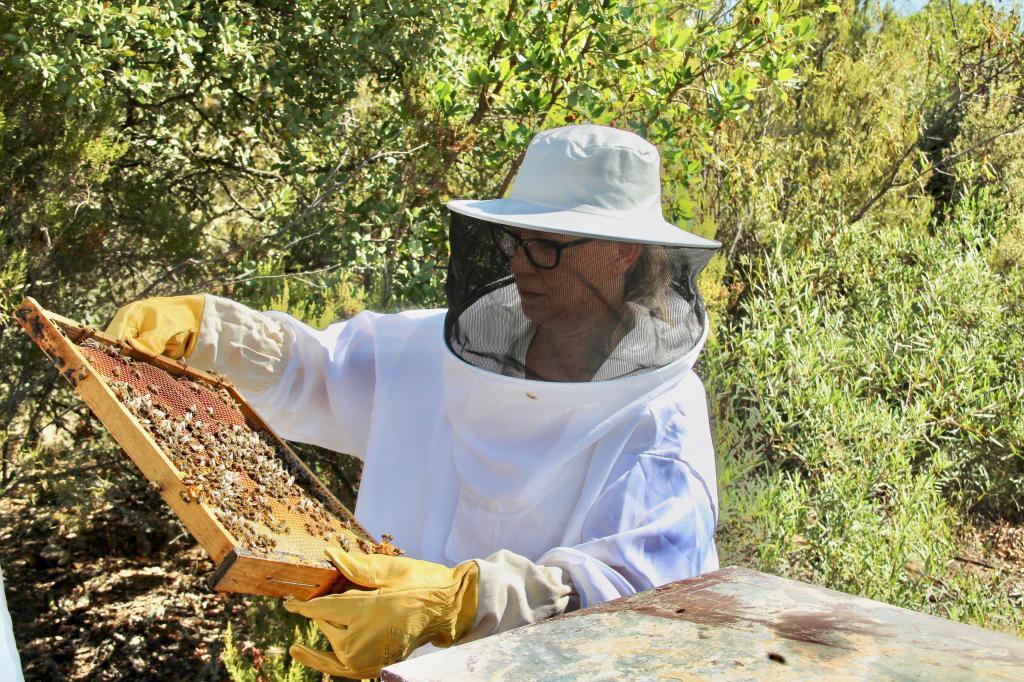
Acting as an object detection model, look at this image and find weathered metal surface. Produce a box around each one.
[381,566,1024,681]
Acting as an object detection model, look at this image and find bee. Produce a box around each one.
[116,378,353,562]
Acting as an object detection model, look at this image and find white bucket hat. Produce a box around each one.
[447,124,720,249]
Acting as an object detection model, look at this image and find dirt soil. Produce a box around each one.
[1,489,241,681]
[955,521,1024,626]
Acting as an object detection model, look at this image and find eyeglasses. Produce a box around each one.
[490,225,594,270]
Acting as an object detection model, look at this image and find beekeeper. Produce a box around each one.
[107,124,722,679]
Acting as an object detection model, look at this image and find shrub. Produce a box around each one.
[706,188,1023,632]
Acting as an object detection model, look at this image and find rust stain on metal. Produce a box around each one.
[588,567,918,649]
[587,571,746,623]
[790,606,887,646]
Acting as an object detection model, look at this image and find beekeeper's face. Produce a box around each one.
[504,228,641,330]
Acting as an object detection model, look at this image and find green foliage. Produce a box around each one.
[431,0,826,219]
[223,605,329,682]
[694,1,1024,639]
[707,187,1024,633]
[1,0,832,487]
[701,0,1024,252]
[699,0,1024,631]
[0,248,27,322]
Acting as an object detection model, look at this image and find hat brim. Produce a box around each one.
[446,198,721,249]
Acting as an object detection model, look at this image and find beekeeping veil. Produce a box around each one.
[435,126,722,568]
[445,125,720,383]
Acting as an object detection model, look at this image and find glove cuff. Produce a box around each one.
[424,559,479,649]
[452,559,480,643]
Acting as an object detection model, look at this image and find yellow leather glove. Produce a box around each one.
[104,295,205,359]
[283,548,479,680]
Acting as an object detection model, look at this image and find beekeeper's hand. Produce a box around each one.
[105,295,205,359]
[284,549,479,679]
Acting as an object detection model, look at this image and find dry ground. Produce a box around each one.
[1,489,238,680]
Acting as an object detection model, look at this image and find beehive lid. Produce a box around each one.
[382,567,1024,681]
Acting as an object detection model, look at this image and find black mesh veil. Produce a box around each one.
[444,212,719,382]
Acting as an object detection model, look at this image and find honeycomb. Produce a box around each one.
[77,338,400,566]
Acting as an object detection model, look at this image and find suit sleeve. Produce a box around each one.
[538,452,718,607]
[536,371,720,607]
[462,453,717,641]
[188,295,379,459]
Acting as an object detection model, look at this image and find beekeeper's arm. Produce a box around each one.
[285,452,717,678]
[473,452,718,634]
[106,294,377,457]
[472,377,720,636]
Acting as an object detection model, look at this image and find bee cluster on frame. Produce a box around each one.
[77,337,399,561]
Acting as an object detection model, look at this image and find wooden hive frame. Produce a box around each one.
[15,296,377,600]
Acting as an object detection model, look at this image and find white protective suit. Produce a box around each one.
[1,563,24,682]
[191,294,719,636]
